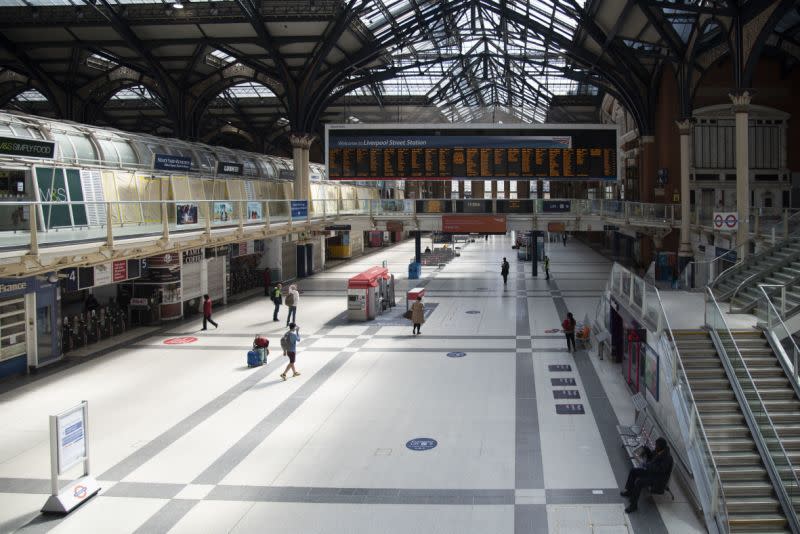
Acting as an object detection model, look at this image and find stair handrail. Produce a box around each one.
[727,250,800,305]
[757,285,800,395]
[705,288,800,533]
[712,210,800,289]
[608,263,730,533]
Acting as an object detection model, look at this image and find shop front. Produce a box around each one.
[0,275,60,379]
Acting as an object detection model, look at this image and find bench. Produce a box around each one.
[617,393,675,501]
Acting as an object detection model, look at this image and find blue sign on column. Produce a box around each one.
[291,200,308,218]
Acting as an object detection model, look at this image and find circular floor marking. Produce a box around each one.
[406,438,438,451]
[164,336,198,345]
[447,351,466,358]
[544,328,561,334]
[465,310,481,314]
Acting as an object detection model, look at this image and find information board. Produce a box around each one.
[327,125,618,181]
[56,404,86,473]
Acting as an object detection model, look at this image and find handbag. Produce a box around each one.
[403,310,413,320]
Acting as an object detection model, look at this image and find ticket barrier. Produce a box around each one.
[347,266,396,321]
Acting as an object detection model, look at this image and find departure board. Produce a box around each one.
[327,125,618,181]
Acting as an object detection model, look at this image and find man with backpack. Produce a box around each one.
[271,283,283,322]
[280,323,301,381]
[544,255,551,280]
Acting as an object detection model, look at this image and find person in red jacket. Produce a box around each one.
[202,294,218,330]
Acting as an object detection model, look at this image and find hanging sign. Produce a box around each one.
[93,263,112,287]
[291,200,308,218]
[713,212,738,231]
[0,136,56,159]
[112,260,127,282]
[216,161,243,175]
[543,200,571,213]
[153,153,192,172]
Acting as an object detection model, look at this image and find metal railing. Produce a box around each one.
[705,288,800,532]
[609,264,729,533]
[706,210,800,291]
[0,197,686,254]
[758,286,800,390]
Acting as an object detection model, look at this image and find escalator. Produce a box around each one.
[726,330,800,519]
[675,330,792,532]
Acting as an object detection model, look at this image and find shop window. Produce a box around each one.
[0,296,26,362]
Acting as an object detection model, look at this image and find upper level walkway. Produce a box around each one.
[0,197,794,279]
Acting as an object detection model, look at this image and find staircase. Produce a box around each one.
[674,330,791,533]
[714,237,800,315]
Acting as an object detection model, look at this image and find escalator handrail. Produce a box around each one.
[705,288,800,534]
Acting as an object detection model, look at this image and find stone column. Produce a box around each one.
[677,119,693,259]
[289,133,315,201]
[730,91,752,257]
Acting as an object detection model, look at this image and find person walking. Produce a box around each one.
[621,437,673,513]
[280,323,301,381]
[562,312,576,352]
[501,257,510,285]
[544,255,550,280]
[285,284,299,326]
[562,232,567,247]
[202,294,218,330]
[410,296,425,335]
[271,283,283,322]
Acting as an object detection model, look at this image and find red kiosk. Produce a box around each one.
[347,266,394,321]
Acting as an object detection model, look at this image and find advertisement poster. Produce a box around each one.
[176,203,198,225]
[213,202,234,222]
[112,260,127,282]
[247,202,263,220]
[57,405,86,473]
[93,263,112,287]
[644,347,659,401]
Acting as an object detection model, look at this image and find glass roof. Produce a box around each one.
[352,0,587,123]
[0,0,229,5]
[110,85,158,101]
[219,81,275,100]
[11,89,48,102]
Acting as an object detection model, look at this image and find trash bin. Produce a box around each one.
[408,261,421,280]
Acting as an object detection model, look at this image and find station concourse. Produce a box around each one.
[2,0,800,533]
[0,235,704,534]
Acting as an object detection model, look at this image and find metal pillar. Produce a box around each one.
[415,231,421,264]
[677,119,693,263]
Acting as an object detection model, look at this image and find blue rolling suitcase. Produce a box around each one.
[247,349,263,367]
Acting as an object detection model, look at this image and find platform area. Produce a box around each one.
[0,236,704,534]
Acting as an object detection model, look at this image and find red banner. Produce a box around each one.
[112,260,127,282]
[442,215,507,234]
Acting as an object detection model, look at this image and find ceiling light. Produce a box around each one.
[173,1,184,8]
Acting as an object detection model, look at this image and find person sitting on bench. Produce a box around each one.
[620,437,673,513]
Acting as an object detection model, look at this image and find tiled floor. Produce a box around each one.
[0,235,705,534]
